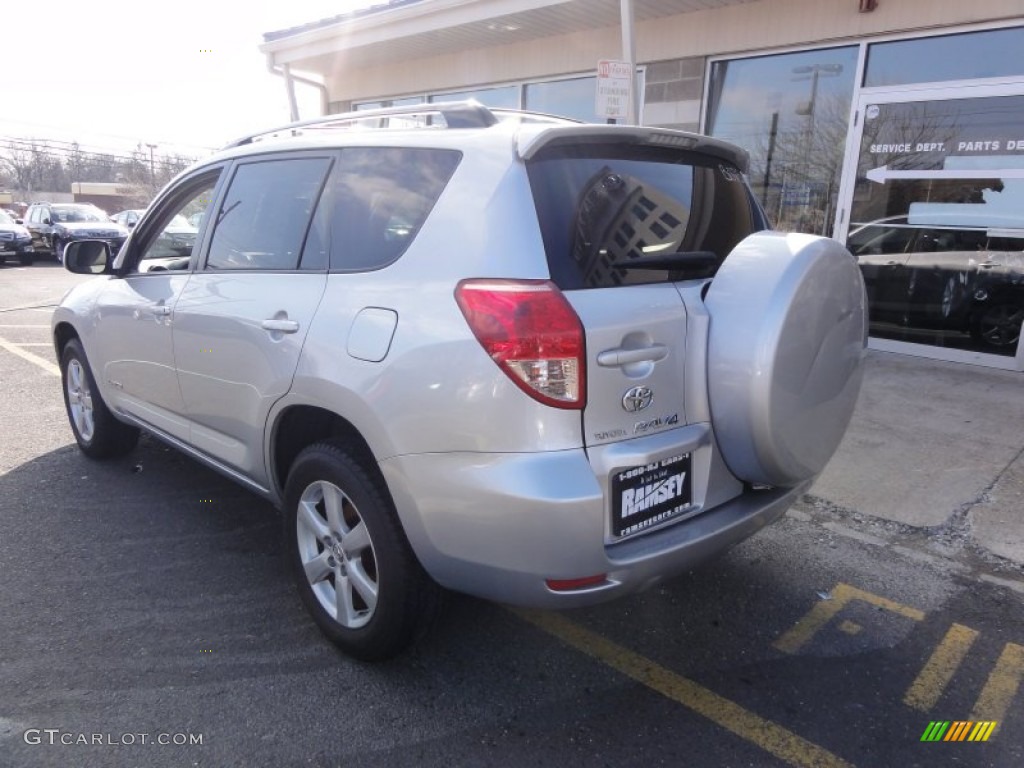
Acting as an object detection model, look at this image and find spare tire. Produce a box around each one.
[705,232,867,488]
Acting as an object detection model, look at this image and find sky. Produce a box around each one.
[2,0,378,160]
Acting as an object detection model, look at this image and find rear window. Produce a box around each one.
[527,145,763,289]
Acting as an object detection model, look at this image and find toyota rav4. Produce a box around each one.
[53,103,867,660]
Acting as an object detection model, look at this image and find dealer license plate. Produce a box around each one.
[611,453,693,538]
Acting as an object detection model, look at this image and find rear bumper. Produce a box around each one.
[380,437,808,608]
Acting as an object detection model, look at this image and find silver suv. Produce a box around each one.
[53,103,867,660]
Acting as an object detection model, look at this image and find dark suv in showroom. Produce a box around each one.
[848,216,1024,352]
[23,202,129,263]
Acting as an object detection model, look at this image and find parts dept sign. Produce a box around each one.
[862,101,1024,168]
[867,139,1024,155]
[861,100,1024,185]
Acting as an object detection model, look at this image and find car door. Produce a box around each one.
[88,170,224,441]
[847,220,913,323]
[171,153,333,485]
[25,205,47,251]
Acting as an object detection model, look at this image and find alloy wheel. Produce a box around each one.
[66,358,95,442]
[295,480,379,629]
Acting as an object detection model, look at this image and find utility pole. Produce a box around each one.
[619,0,637,125]
[146,143,158,189]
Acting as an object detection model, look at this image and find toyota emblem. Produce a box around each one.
[622,386,653,412]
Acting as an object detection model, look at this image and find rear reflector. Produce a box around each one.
[455,279,586,409]
[546,575,608,591]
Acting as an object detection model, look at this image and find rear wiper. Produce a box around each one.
[612,250,719,277]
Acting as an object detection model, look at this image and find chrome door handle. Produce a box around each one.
[152,305,172,316]
[261,318,300,333]
[597,343,668,367]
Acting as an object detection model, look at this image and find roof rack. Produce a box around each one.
[224,100,499,148]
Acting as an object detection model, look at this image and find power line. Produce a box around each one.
[0,117,217,154]
[1,137,200,175]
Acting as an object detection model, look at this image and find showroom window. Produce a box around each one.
[706,46,858,237]
[864,27,1024,88]
[523,76,601,122]
[354,74,610,123]
[430,85,519,109]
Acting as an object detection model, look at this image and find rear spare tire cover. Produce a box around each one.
[705,232,867,488]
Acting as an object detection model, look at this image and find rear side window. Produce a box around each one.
[326,147,461,272]
[527,145,762,289]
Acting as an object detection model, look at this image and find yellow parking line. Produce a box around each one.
[512,608,854,768]
[971,642,1024,724]
[0,336,60,376]
[774,583,925,654]
[904,623,979,711]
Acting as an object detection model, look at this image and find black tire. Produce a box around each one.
[19,253,33,266]
[284,441,441,661]
[971,303,1024,350]
[60,339,140,459]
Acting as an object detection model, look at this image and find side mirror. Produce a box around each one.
[127,220,137,228]
[64,240,112,275]
[13,218,22,225]
[43,217,52,225]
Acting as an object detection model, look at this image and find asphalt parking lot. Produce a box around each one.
[1,263,1022,767]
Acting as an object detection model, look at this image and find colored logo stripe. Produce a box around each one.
[945,721,971,741]
[969,722,997,742]
[920,721,997,742]
[921,721,949,741]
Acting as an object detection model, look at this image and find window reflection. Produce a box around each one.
[865,27,1024,88]
[848,96,1024,356]
[431,86,518,109]
[707,47,858,236]
[524,77,601,123]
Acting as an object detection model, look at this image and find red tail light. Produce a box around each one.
[455,279,586,409]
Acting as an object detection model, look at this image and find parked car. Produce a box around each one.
[23,202,128,262]
[847,216,1024,350]
[110,209,145,229]
[113,209,199,268]
[0,209,34,265]
[53,102,867,660]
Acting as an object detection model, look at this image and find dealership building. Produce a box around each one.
[261,0,1024,370]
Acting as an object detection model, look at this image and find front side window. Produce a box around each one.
[133,180,219,273]
[528,144,761,289]
[206,157,332,271]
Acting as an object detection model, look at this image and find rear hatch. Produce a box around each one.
[523,129,763,539]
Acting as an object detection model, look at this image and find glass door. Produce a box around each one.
[836,84,1024,369]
